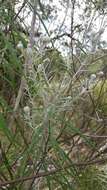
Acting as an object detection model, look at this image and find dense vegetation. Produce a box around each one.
[0,0,107,189]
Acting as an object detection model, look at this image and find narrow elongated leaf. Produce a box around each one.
[0,113,14,143]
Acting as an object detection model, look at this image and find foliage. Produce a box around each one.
[0,0,107,190]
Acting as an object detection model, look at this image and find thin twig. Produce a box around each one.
[0,157,107,188]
